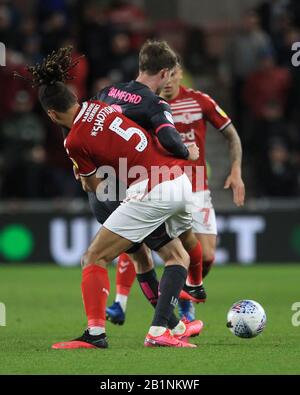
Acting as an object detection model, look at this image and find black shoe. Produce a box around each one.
[52,330,108,349]
[180,283,207,303]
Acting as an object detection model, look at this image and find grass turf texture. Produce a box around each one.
[0,264,300,375]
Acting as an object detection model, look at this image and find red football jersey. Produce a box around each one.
[64,100,185,189]
[168,86,232,191]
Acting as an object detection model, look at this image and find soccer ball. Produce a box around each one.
[226,300,266,338]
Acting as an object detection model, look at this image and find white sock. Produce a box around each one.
[88,326,105,336]
[186,281,203,287]
[149,326,167,337]
[171,320,186,336]
[116,294,128,312]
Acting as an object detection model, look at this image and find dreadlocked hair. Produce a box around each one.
[14,46,82,112]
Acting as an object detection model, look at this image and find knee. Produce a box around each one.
[180,232,198,252]
[140,259,153,273]
[166,249,190,269]
[201,244,215,278]
[132,256,153,274]
[202,247,215,265]
[81,250,93,269]
[81,249,108,269]
[181,250,190,268]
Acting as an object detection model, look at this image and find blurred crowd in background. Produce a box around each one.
[0,0,300,200]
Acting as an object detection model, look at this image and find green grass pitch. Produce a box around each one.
[0,264,300,375]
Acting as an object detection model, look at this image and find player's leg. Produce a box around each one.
[178,190,217,306]
[144,175,206,347]
[106,244,154,325]
[178,233,216,320]
[52,226,134,349]
[87,191,137,324]
[93,174,198,348]
[142,223,206,321]
[195,233,217,278]
[87,191,166,327]
[179,230,203,287]
[130,244,160,306]
[108,240,185,333]
[110,174,198,347]
[144,220,206,306]
[118,230,200,335]
[137,225,182,329]
[108,230,206,328]
[177,229,207,304]
[191,190,217,278]
[116,253,136,309]
[177,232,199,321]
[150,237,204,341]
[144,237,193,347]
[106,253,136,325]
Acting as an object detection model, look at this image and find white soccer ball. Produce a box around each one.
[226,300,267,338]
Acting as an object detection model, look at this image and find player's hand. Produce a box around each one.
[224,170,245,207]
[187,143,199,161]
[73,165,80,180]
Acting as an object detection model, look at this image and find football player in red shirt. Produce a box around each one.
[112,60,245,320]
[163,61,245,268]
[162,62,245,317]
[20,47,204,349]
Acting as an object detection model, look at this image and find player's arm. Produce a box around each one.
[202,94,245,206]
[61,126,83,183]
[222,124,245,207]
[80,172,102,193]
[65,140,103,193]
[150,100,199,161]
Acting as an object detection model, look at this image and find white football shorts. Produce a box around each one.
[103,173,193,243]
[190,190,217,235]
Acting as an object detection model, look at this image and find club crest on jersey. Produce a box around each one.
[173,112,203,124]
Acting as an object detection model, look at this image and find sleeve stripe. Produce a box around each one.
[155,123,176,134]
[73,102,88,124]
[79,168,97,177]
[219,120,232,132]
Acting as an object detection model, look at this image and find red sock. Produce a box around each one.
[116,253,136,296]
[81,264,110,328]
[187,241,203,286]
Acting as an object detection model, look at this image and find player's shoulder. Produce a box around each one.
[150,96,172,119]
[68,100,99,135]
[181,86,215,104]
[128,81,166,105]
[64,126,78,152]
[96,81,129,98]
[154,95,170,107]
[135,83,165,105]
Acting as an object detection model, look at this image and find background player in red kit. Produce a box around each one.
[21,47,204,349]
[163,61,245,273]
[110,60,245,321]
